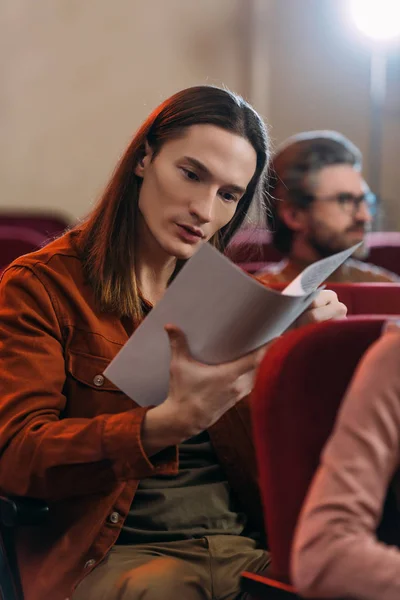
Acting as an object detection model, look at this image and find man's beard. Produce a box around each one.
[306,222,371,260]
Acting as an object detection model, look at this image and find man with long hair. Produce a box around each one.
[0,87,345,600]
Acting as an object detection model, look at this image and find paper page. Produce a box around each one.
[104,244,317,407]
[282,242,362,296]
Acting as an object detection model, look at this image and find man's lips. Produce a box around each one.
[177,224,205,238]
[347,227,367,235]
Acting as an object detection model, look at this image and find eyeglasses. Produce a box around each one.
[315,191,377,216]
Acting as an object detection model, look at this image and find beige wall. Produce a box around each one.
[1,0,399,228]
[263,0,400,228]
[1,0,248,222]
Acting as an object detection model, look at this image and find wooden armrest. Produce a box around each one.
[0,496,49,527]
[241,571,300,598]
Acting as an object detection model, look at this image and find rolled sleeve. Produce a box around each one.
[102,407,178,480]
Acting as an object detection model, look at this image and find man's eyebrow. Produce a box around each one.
[183,156,246,195]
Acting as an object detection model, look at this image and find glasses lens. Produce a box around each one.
[365,192,377,215]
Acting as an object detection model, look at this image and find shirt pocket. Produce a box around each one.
[64,350,134,418]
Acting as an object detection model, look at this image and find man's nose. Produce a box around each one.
[189,188,215,223]
[355,200,373,223]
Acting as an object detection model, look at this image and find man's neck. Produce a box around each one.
[289,237,321,265]
[135,259,176,306]
[287,238,351,282]
[135,220,177,306]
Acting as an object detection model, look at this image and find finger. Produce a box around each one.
[164,324,192,360]
[236,371,256,399]
[226,340,274,378]
[306,301,347,324]
[383,319,400,335]
[311,289,338,308]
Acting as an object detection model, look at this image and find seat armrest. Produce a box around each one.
[0,496,49,527]
[241,571,300,598]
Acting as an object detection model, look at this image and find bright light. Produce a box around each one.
[349,0,400,41]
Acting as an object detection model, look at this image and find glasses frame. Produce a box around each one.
[309,190,378,216]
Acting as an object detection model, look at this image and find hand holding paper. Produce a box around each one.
[156,324,269,437]
[104,242,360,407]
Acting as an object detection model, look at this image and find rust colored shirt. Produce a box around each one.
[257,257,400,286]
[0,230,263,600]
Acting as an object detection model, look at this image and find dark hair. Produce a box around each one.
[78,85,269,321]
[267,131,362,254]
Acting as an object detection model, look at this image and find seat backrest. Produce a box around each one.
[251,317,386,581]
[0,226,48,270]
[237,281,400,317]
[226,229,281,263]
[367,232,400,276]
[228,229,400,276]
[0,213,69,239]
[238,261,268,274]
[326,282,400,315]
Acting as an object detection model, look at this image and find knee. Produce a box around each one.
[117,557,206,600]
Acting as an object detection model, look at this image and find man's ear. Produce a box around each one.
[134,140,154,177]
[278,201,309,233]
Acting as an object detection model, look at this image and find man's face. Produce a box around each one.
[301,164,373,259]
[135,124,257,260]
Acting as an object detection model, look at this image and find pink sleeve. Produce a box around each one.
[291,327,400,600]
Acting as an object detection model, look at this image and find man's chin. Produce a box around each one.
[335,238,369,259]
[309,235,369,260]
[351,240,369,260]
[171,241,203,260]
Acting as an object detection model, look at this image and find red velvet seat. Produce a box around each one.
[249,317,386,585]
[367,231,400,275]
[0,226,48,270]
[248,282,400,316]
[326,282,400,315]
[239,261,268,274]
[228,229,400,276]
[0,212,70,239]
[226,229,276,263]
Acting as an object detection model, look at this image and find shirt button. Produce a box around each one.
[109,511,120,524]
[93,374,104,387]
[84,559,95,569]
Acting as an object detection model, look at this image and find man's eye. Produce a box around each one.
[337,194,354,204]
[220,191,238,203]
[181,168,200,181]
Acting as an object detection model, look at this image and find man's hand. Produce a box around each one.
[141,326,272,455]
[293,289,347,329]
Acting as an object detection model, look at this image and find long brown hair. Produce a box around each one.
[78,85,270,321]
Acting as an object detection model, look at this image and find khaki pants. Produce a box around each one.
[72,535,270,600]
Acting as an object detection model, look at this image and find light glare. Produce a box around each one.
[349,0,400,41]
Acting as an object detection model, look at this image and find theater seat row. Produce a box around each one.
[227,229,400,277]
[242,316,391,597]
[0,213,69,270]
